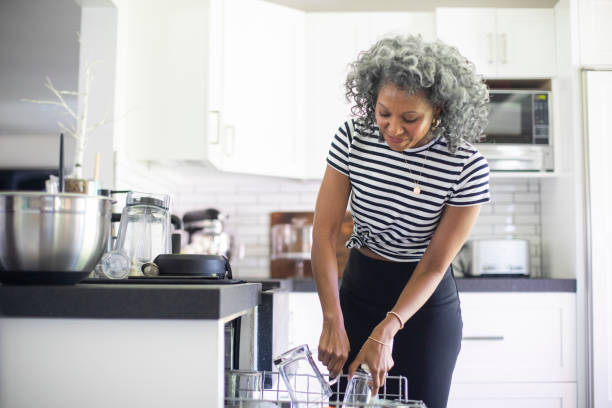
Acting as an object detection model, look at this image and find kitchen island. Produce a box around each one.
[0,281,261,408]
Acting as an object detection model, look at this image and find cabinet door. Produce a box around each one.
[454,292,576,383]
[221,0,302,177]
[435,8,498,77]
[120,0,211,161]
[448,382,577,408]
[578,0,612,64]
[287,292,322,350]
[496,9,557,77]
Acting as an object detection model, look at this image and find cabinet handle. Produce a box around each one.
[487,33,495,64]
[210,110,221,144]
[462,336,505,341]
[499,33,508,64]
[224,125,235,157]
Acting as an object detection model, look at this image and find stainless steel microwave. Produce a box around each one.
[476,90,553,171]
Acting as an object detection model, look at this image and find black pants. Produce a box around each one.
[337,248,462,408]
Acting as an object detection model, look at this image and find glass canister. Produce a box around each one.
[114,192,171,276]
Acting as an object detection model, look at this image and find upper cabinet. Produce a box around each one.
[116,0,302,177]
[218,0,304,178]
[436,8,557,78]
[578,0,612,65]
[116,0,218,162]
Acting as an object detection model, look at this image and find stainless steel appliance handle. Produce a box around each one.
[462,336,504,341]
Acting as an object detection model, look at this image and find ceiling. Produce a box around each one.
[264,0,559,12]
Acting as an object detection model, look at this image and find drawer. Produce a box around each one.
[448,382,577,408]
[453,292,576,383]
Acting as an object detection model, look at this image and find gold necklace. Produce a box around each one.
[402,151,428,195]
[400,119,439,195]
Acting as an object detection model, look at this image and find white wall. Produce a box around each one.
[0,0,81,170]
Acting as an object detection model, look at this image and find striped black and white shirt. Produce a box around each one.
[327,119,490,262]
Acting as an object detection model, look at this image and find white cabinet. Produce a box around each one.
[287,292,322,349]
[116,0,303,178]
[577,0,612,65]
[449,292,577,408]
[449,382,577,408]
[303,12,435,179]
[219,0,304,178]
[435,8,557,78]
[116,0,221,162]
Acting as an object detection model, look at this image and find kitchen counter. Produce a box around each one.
[287,277,577,293]
[0,280,261,319]
[0,280,262,408]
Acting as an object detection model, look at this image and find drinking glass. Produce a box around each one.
[343,370,372,406]
[274,344,338,407]
[225,369,263,400]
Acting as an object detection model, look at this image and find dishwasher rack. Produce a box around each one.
[225,371,426,407]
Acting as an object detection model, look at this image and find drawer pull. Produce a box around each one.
[462,336,504,341]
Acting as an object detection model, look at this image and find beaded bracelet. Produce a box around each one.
[386,311,405,330]
[367,336,392,347]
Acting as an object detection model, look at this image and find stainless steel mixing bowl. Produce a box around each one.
[0,192,112,284]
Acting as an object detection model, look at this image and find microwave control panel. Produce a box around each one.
[533,93,550,144]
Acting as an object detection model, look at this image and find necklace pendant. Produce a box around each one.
[413,186,421,194]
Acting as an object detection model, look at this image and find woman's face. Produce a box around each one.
[375,83,440,152]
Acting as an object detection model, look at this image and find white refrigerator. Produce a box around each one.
[581,67,612,408]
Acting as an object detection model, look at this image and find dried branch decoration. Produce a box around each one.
[21,34,109,179]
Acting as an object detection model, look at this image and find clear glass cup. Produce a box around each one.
[96,249,130,279]
[273,344,338,407]
[225,369,263,401]
[343,370,372,406]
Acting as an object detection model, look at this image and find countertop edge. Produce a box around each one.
[288,277,577,293]
[0,282,262,320]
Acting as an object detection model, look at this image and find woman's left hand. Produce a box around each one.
[347,331,394,396]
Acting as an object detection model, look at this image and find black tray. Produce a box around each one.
[81,276,245,285]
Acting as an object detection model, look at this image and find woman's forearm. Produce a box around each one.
[311,239,344,323]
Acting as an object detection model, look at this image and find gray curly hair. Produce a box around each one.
[345,34,489,152]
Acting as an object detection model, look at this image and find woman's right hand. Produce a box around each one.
[317,317,350,378]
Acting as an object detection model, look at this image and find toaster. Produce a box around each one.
[464,239,530,277]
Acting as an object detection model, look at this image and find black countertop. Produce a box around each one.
[288,277,577,293]
[0,281,261,320]
[0,276,576,320]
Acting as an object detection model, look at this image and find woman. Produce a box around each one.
[311,35,490,408]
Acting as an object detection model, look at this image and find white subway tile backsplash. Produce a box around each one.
[493,203,537,214]
[514,214,541,224]
[528,179,541,192]
[513,192,541,203]
[490,181,529,193]
[489,192,514,203]
[477,215,514,225]
[257,193,302,204]
[279,181,321,193]
[115,158,544,279]
[494,224,537,235]
[479,204,493,214]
